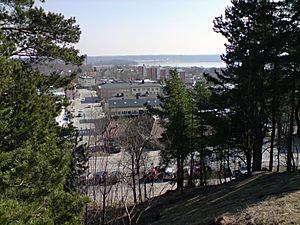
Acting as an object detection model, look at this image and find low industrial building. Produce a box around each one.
[105,97,161,117]
[99,82,162,100]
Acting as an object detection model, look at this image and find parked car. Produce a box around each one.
[78,172,92,185]
[224,167,232,178]
[139,167,164,184]
[106,171,123,185]
[237,164,248,178]
[233,164,248,178]
[161,166,175,181]
[89,171,107,185]
[77,109,84,117]
[161,171,174,182]
[88,145,101,152]
[108,142,121,154]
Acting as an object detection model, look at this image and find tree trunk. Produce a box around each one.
[269,114,276,172]
[270,62,278,172]
[277,114,282,172]
[226,146,231,181]
[295,95,300,162]
[204,161,207,184]
[188,151,194,188]
[101,184,107,225]
[136,163,142,203]
[246,149,252,176]
[136,152,142,203]
[131,154,137,204]
[200,147,205,186]
[176,153,183,191]
[180,156,184,193]
[188,110,194,188]
[287,85,295,172]
[218,156,223,185]
[143,182,147,200]
[252,133,263,171]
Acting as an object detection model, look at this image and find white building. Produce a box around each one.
[78,75,96,88]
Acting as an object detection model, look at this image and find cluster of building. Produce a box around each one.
[75,65,190,118]
[98,81,162,117]
[137,64,186,81]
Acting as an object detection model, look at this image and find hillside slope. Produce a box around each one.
[137,171,300,225]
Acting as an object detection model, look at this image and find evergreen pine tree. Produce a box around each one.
[157,69,191,191]
[0,0,88,224]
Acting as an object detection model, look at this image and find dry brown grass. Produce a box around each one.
[137,171,300,225]
[219,190,300,225]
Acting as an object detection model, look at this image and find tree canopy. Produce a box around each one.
[0,0,87,224]
[157,69,191,190]
[206,0,300,173]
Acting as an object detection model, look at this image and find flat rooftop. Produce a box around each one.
[100,82,161,89]
[108,98,161,108]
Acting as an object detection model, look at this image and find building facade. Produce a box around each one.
[106,98,161,117]
[99,82,162,100]
[78,75,96,88]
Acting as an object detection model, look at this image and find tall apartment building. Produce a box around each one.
[136,65,184,81]
[159,68,168,80]
[138,66,162,80]
[137,66,144,76]
[137,64,147,78]
[178,69,186,81]
[148,67,160,80]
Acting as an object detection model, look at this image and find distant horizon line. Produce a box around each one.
[87,53,223,57]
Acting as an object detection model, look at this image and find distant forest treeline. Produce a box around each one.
[87,54,222,65]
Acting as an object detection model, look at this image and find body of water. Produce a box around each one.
[137,61,225,68]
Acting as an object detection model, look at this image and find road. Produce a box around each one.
[85,181,176,205]
[69,88,104,145]
[69,88,172,204]
[69,88,297,206]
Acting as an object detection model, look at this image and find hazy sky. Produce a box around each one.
[40,0,231,56]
